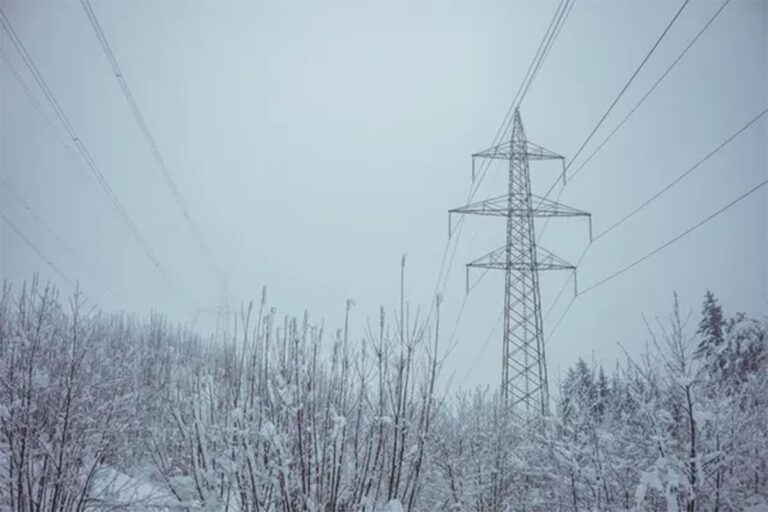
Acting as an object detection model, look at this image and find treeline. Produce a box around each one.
[0,277,766,511]
[427,293,767,511]
[1,276,444,511]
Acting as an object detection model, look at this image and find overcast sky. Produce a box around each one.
[1,0,766,391]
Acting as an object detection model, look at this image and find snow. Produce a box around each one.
[2,283,765,511]
[384,499,405,512]
[91,467,188,510]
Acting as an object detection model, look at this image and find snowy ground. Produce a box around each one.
[91,468,186,510]
[90,468,409,511]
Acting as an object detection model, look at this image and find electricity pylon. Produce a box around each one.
[450,109,591,418]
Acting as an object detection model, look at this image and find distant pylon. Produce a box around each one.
[450,109,591,418]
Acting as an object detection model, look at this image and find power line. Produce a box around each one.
[1,211,75,288]
[458,309,504,388]
[535,0,693,238]
[568,0,731,183]
[542,105,766,327]
[1,178,124,303]
[80,0,223,286]
[542,263,579,322]
[441,267,492,360]
[594,107,767,241]
[579,177,768,296]
[0,8,189,309]
[0,49,75,156]
[549,175,767,341]
[1,178,74,254]
[544,295,576,345]
[542,173,761,336]
[2,45,127,305]
[496,0,571,136]
[567,0,690,176]
[516,0,575,108]
[536,0,746,320]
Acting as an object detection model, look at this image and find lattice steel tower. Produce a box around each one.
[450,109,591,417]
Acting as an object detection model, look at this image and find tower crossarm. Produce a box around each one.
[466,245,574,272]
[530,194,590,218]
[449,194,589,218]
[472,140,564,161]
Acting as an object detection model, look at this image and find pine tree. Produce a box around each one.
[695,290,725,363]
[595,366,609,420]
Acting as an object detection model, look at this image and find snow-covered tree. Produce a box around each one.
[2,280,766,511]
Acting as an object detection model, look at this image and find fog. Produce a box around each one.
[1,0,766,391]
